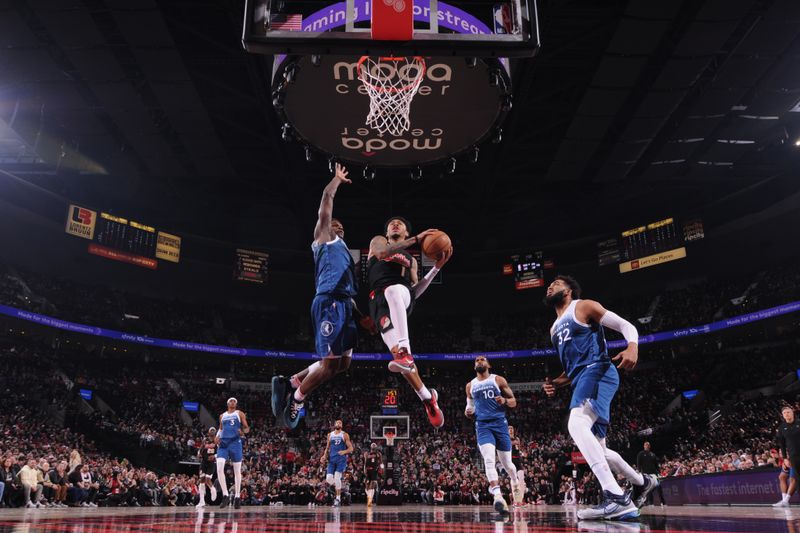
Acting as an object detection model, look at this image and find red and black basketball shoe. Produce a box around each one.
[424,388,445,428]
[388,346,415,374]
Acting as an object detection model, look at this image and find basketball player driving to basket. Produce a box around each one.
[366,217,452,428]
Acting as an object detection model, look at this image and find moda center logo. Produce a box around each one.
[332,60,451,154]
[274,54,508,166]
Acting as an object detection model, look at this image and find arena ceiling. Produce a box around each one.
[1,0,799,257]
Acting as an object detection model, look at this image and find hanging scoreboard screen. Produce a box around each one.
[234,249,269,284]
[620,218,682,262]
[600,218,703,272]
[617,218,686,274]
[381,388,399,415]
[94,212,157,257]
[65,205,181,269]
[511,252,544,290]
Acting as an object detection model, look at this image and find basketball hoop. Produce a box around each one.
[384,431,396,447]
[357,56,426,137]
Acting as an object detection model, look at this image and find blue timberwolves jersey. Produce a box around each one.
[470,374,506,423]
[312,236,357,298]
[219,410,242,440]
[550,300,609,378]
[328,431,347,459]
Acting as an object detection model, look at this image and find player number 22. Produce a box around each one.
[556,329,572,345]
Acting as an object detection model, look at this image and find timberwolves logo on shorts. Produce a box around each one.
[321,321,334,337]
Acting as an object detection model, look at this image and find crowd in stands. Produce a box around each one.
[2,261,798,355]
[0,260,799,508]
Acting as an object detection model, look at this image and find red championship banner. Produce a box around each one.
[88,243,158,270]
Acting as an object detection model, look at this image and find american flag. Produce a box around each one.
[271,13,303,31]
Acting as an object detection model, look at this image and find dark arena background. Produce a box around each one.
[1,0,800,531]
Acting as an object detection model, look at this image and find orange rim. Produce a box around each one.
[357,56,426,94]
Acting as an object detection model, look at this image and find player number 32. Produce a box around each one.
[556,329,572,345]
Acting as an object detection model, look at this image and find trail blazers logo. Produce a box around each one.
[65,204,97,240]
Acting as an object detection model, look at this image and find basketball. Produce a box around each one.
[421,231,451,260]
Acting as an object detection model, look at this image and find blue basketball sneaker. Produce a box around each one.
[633,474,660,508]
[577,490,639,521]
[283,397,304,430]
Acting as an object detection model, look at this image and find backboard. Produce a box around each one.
[370,415,410,440]
[244,0,539,169]
[243,0,539,57]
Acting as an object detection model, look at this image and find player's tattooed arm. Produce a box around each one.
[215,416,222,443]
[495,376,517,409]
[314,163,351,244]
[368,228,440,260]
[341,432,355,455]
[239,411,250,435]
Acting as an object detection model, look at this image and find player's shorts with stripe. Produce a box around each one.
[327,455,347,475]
[569,362,619,439]
[200,461,215,477]
[312,295,356,358]
[475,418,512,452]
[216,437,243,463]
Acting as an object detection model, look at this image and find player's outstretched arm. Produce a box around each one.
[464,382,475,418]
[314,163,351,244]
[342,433,354,455]
[577,299,639,370]
[495,376,517,409]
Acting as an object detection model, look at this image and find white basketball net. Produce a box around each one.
[358,56,426,137]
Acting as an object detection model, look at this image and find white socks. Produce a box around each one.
[601,440,644,486]
[416,385,432,402]
[294,388,306,402]
[216,458,228,496]
[233,462,242,498]
[490,485,502,498]
[567,405,624,496]
[383,285,412,352]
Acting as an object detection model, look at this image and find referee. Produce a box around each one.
[777,405,800,485]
